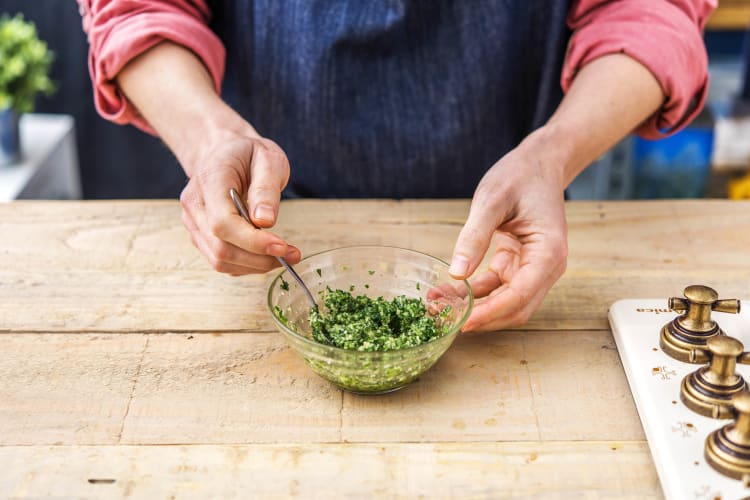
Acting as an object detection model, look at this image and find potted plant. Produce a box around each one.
[0,14,55,166]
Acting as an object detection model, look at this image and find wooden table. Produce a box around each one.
[1,199,748,498]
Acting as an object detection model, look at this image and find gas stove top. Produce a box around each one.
[609,288,750,500]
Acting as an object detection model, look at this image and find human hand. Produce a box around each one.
[179,130,301,275]
[449,131,568,331]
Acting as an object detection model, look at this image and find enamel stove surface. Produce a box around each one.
[609,299,750,500]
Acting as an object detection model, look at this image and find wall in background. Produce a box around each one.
[0,0,186,199]
[3,2,747,200]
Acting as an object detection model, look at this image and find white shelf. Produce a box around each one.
[0,114,81,201]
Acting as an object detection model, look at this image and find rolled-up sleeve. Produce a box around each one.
[562,0,716,139]
[77,0,225,134]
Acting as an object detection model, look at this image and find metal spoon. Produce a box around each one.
[229,188,317,308]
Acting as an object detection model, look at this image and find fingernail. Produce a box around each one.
[254,204,275,223]
[268,243,287,256]
[449,255,469,277]
[286,248,301,261]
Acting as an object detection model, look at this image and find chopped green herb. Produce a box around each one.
[349,285,355,292]
[416,282,421,291]
[368,270,375,275]
[309,289,451,352]
[279,277,289,291]
[274,305,289,325]
[364,284,369,289]
[316,268,322,277]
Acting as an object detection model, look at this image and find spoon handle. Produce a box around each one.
[229,188,317,307]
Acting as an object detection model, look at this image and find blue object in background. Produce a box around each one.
[740,29,750,100]
[632,117,714,199]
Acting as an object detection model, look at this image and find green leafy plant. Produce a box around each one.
[0,14,55,113]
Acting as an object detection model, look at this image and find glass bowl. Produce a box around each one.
[267,246,473,394]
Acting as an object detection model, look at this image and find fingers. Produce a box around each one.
[426,281,470,301]
[248,138,290,228]
[191,231,281,275]
[467,270,502,298]
[180,182,300,275]
[462,242,567,332]
[178,132,296,276]
[449,194,505,280]
[192,162,289,255]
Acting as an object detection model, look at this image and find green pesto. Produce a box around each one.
[309,288,451,352]
[274,305,289,326]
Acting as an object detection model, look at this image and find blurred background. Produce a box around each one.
[0,0,184,200]
[567,0,750,201]
[0,1,749,201]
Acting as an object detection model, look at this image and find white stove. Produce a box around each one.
[609,297,750,500]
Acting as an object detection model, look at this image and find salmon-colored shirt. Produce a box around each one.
[78,0,716,139]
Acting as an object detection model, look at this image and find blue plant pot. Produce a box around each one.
[0,107,21,167]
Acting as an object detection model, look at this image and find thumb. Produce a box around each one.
[449,200,500,279]
[248,138,290,228]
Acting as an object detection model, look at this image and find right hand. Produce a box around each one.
[179,130,301,275]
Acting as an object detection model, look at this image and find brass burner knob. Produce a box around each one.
[681,336,748,419]
[660,285,740,363]
[706,391,750,484]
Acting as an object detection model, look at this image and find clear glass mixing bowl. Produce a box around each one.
[267,246,473,394]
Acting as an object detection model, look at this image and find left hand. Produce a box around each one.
[449,129,569,332]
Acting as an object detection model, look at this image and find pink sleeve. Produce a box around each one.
[562,0,716,139]
[77,0,226,135]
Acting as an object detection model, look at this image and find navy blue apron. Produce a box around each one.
[210,0,571,198]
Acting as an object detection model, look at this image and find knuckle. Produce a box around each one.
[212,242,233,262]
[554,237,569,260]
[460,225,487,250]
[179,185,198,209]
[517,308,533,324]
[251,184,278,201]
[213,262,232,273]
[255,139,290,180]
[209,219,230,239]
[205,253,221,271]
[195,165,218,184]
[251,178,285,199]
[472,184,503,213]
[208,255,231,273]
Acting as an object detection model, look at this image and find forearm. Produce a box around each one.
[527,53,665,187]
[116,41,257,176]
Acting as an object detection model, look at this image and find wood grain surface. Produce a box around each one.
[3,199,748,497]
[1,200,748,333]
[1,442,659,499]
[0,330,641,446]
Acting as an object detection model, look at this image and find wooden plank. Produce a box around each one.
[2,200,750,332]
[0,330,643,445]
[0,333,146,445]
[1,271,747,333]
[342,330,643,443]
[0,333,341,446]
[0,442,661,499]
